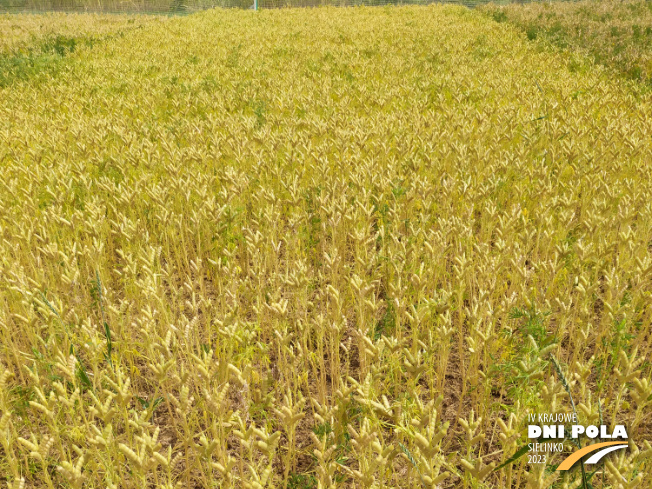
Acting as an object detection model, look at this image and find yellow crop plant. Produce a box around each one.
[0,5,651,488]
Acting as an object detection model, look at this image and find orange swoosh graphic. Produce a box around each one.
[557,442,627,471]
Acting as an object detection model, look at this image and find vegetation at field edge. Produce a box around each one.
[481,0,652,87]
[0,13,157,86]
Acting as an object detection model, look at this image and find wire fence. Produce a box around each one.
[0,0,551,14]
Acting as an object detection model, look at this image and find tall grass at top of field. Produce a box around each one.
[0,13,156,86]
[0,12,154,55]
[1,0,520,14]
[0,0,253,13]
[481,0,652,86]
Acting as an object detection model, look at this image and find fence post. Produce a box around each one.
[254,0,258,10]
